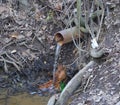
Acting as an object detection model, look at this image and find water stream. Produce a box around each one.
[0,44,62,105]
[0,91,49,105]
[53,43,62,83]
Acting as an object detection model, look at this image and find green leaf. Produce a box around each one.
[60,82,65,92]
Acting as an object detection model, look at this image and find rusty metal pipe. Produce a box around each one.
[54,27,84,46]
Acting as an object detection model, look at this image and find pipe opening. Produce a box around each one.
[54,33,64,43]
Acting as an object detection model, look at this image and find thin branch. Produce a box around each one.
[96,0,105,41]
[0,57,20,72]
[5,52,22,67]
[84,0,95,39]
[65,1,76,15]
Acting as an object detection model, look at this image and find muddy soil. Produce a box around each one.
[0,0,78,98]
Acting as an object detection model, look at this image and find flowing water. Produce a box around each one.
[53,43,62,83]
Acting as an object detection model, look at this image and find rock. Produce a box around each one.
[90,48,104,58]
[77,103,83,105]
[116,101,120,105]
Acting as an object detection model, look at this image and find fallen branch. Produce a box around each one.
[1,39,26,51]
[54,61,95,105]
[0,57,20,72]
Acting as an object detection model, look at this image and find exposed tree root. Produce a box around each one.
[47,61,96,105]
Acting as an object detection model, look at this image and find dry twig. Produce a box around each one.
[0,57,20,72]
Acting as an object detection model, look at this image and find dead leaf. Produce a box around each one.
[4,38,12,43]
[29,53,36,61]
[18,34,25,39]
[26,31,32,37]
[47,35,53,43]
[55,65,66,81]
[42,25,47,30]
[35,10,41,21]
[50,45,55,50]
[54,2,63,10]
[22,52,27,57]
[10,32,19,39]
[39,64,67,90]
[26,49,30,54]
[0,6,8,14]
[22,50,29,57]
[34,7,45,21]
[11,50,17,54]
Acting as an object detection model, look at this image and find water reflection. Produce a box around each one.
[0,92,49,105]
